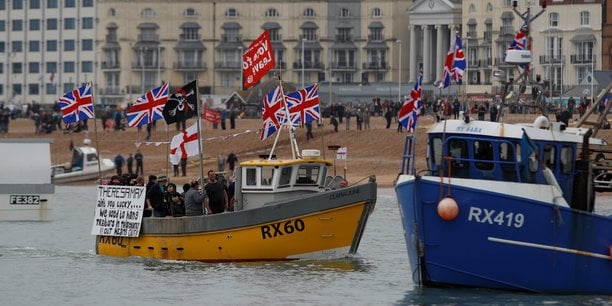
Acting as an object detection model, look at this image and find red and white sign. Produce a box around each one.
[242,30,275,90]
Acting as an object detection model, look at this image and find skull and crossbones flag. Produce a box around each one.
[163,80,198,124]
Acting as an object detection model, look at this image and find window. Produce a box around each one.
[82,0,93,7]
[82,39,93,51]
[372,8,381,17]
[28,84,39,95]
[560,146,573,174]
[370,28,383,41]
[28,62,39,73]
[82,17,93,29]
[64,18,76,29]
[46,62,57,73]
[46,83,56,95]
[432,137,443,167]
[265,8,278,17]
[12,0,22,10]
[449,139,469,172]
[46,40,57,51]
[64,39,75,51]
[12,20,22,31]
[303,8,315,17]
[12,62,22,74]
[142,8,155,17]
[580,11,590,26]
[30,0,40,9]
[543,144,556,171]
[261,168,273,186]
[64,0,75,8]
[487,2,493,11]
[0,42,4,52]
[303,28,316,41]
[473,140,494,171]
[12,84,21,95]
[108,8,115,16]
[245,168,256,186]
[0,0,4,10]
[184,8,196,16]
[279,167,292,187]
[339,8,350,17]
[63,61,75,73]
[29,41,40,52]
[29,19,40,30]
[296,165,319,185]
[226,8,238,17]
[549,12,559,27]
[11,41,22,52]
[469,4,476,13]
[267,28,280,41]
[181,26,199,40]
[82,61,93,73]
[337,28,352,42]
[47,18,58,30]
[0,20,4,31]
[47,0,57,8]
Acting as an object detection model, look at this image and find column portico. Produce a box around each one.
[409,25,416,83]
[423,25,431,84]
[435,25,444,83]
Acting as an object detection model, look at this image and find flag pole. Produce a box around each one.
[194,80,205,186]
[89,81,103,178]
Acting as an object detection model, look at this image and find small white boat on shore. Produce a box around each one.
[0,138,55,221]
[52,139,115,184]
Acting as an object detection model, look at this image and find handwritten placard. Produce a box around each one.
[91,185,146,237]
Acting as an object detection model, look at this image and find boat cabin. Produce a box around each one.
[234,150,333,211]
[53,146,99,175]
[425,120,606,206]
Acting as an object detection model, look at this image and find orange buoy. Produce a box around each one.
[437,197,459,221]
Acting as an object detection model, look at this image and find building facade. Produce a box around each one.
[0,0,96,107]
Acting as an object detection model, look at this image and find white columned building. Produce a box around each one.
[407,0,462,85]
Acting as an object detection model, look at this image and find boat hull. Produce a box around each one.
[96,182,377,261]
[52,159,115,184]
[395,175,612,294]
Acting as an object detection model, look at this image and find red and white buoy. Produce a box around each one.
[437,197,459,221]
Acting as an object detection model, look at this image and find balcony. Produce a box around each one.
[362,62,388,70]
[470,60,480,68]
[299,34,319,41]
[538,55,565,65]
[101,61,120,69]
[335,35,353,42]
[293,62,325,70]
[367,34,384,42]
[499,26,514,36]
[479,58,492,67]
[331,61,357,70]
[173,61,207,71]
[98,87,122,96]
[570,54,595,65]
[494,57,514,66]
[131,62,165,70]
[214,61,241,70]
[221,34,242,43]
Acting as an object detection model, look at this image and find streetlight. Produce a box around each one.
[140,46,146,93]
[397,40,401,103]
[238,46,243,90]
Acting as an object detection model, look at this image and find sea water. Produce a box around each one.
[0,187,610,306]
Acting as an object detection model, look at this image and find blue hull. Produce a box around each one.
[395,175,612,294]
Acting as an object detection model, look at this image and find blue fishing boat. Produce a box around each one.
[394,116,612,294]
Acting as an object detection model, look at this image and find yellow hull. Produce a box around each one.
[97,202,370,261]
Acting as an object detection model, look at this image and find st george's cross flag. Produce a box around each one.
[169,122,200,165]
[260,85,285,141]
[126,82,169,127]
[285,83,320,125]
[399,70,423,132]
[58,83,94,125]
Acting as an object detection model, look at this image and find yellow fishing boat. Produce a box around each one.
[95,150,377,261]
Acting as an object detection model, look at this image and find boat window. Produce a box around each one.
[279,166,292,187]
[473,140,494,171]
[71,150,83,170]
[261,167,274,186]
[543,144,556,171]
[447,139,469,177]
[431,137,442,166]
[295,165,319,185]
[246,168,257,186]
[560,146,573,174]
[86,154,97,162]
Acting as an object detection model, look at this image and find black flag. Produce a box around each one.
[163,80,197,124]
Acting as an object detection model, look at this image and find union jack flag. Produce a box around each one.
[285,83,320,125]
[58,83,94,125]
[508,20,528,51]
[399,70,423,132]
[439,32,466,89]
[260,85,285,141]
[127,83,169,127]
[452,33,465,84]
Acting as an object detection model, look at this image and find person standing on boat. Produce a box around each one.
[204,170,228,214]
[147,175,167,217]
[184,180,206,216]
[135,150,144,175]
[164,183,185,217]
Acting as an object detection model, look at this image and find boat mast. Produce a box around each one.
[267,77,301,160]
